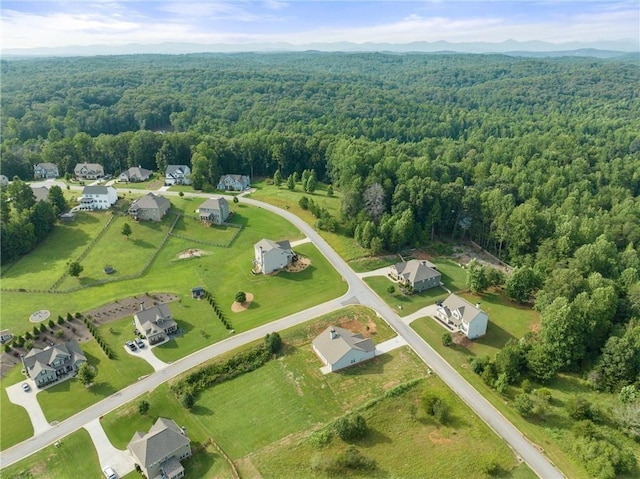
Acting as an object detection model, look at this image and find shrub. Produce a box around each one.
[514,393,534,417]
[521,378,533,393]
[441,332,452,347]
[298,196,309,210]
[566,396,593,420]
[470,356,488,374]
[572,420,596,438]
[57,315,64,325]
[48,319,55,329]
[75,312,81,319]
[39,323,47,333]
[54,329,64,338]
[67,313,73,321]
[422,392,450,424]
[25,331,33,340]
[334,414,368,441]
[233,196,239,204]
[309,429,333,449]
[235,291,247,303]
[4,344,11,353]
[178,191,184,197]
[24,340,33,350]
[480,456,502,476]
[138,400,150,415]
[181,391,194,409]
[15,335,24,346]
[335,445,376,471]
[265,332,283,355]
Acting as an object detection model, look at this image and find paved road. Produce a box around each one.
[1,186,563,478]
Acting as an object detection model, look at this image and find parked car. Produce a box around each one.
[135,338,145,348]
[21,383,30,392]
[125,341,137,352]
[103,466,118,479]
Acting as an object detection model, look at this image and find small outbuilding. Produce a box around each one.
[191,287,205,299]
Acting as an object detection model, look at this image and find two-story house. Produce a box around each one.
[75,162,104,181]
[33,162,59,179]
[389,259,441,292]
[435,294,489,339]
[165,165,191,185]
[134,303,178,345]
[196,197,229,225]
[78,185,118,210]
[21,340,87,388]
[217,174,250,191]
[128,193,171,221]
[253,239,295,274]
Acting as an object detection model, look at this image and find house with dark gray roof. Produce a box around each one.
[134,303,178,345]
[33,162,59,179]
[312,326,376,372]
[128,417,191,479]
[435,294,488,339]
[119,166,153,183]
[78,185,117,210]
[165,165,191,185]
[196,197,229,225]
[253,239,294,274]
[74,162,104,180]
[129,193,171,221]
[390,259,441,292]
[21,340,87,388]
[217,174,250,191]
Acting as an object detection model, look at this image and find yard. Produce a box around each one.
[0,367,34,450]
[365,275,449,317]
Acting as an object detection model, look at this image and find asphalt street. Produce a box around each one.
[1,184,563,478]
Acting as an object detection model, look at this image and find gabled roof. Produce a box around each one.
[393,259,440,283]
[128,418,190,469]
[130,192,170,211]
[220,174,249,182]
[34,162,58,171]
[255,238,292,253]
[198,196,228,211]
[122,167,152,179]
[82,185,113,195]
[166,165,189,176]
[312,326,375,366]
[74,162,104,174]
[31,186,49,202]
[439,294,483,326]
[134,303,172,325]
[22,340,86,372]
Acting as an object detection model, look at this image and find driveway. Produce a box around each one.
[401,304,440,325]
[374,336,408,355]
[84,418,135,477]
[290,237,311,247]
[5,380,51,435]
[123,341,168,372]
[356,266,390,279]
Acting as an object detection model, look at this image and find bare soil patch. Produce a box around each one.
[284,257,310,273]
[452,332,472,349]
[429,430,452,444]
[176,248,211,260]
[231,292,254,313]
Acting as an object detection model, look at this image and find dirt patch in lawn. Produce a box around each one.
[284,257,310,273]
[176,248,211,260]
[429,431,452,444]
[453,333,472,349]
[231,293,254,313]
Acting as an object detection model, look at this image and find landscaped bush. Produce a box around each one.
[309,428,333,449]
[57,315,64,325]
[265,332,282,355]
[422,392,450,424]
[333,414,368,441]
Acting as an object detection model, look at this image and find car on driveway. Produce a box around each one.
[21,383,30,392]
[125,341,137,352]
[103,466,118,479]
[135,338,145,348]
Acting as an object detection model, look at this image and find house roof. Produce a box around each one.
[439,294,483,326]
[31,186,49,202]
[166,165,189,176]
[312,326,375,366]
[198,196,228,211]
[82,185,113,195]
[220,174,248,182]
[122,167,152,179]
[393,260,440,283]
[134,303,177,335]
[130,192,170,211]
[128,418,190,469]
[255,238,292,253]
[35,162,58,170]
[74,162,103,174]
[22,340,86,372]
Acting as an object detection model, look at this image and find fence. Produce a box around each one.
[469,240,513,273]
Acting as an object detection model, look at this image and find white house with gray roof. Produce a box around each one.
[33,162,59,179]
[21,340,87,388]
[119,166,153,183]
[134,303,178,345]
[312,326,376,372]
[196,197,229,225]
[435,294,488,339]
[253,239,294,274]
[129,193,171,221]
[217,174,250,191]
[165,165,191,185]
[128,417,191,479]
[74,162,104,180]
[390,259,441,292]
[78,185,117,210]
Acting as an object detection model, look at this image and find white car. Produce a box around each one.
[21,383,30,392]
[103,466,117,479]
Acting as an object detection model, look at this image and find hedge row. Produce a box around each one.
[203,290,233,331]
[83,316,114,359]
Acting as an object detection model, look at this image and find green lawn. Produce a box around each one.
[116,174,164,190]
[365,275,449,317]
[430,257,469,292]
[0,211,110,290]
[347,254,400,273]
[37,338,153,423]
[0,367,34,450]
[171,214,240,245]
[247,374,535,479]
[1,429,102,479]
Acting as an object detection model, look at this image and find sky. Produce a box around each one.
[2,1,639,50]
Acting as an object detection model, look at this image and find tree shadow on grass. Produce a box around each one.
[190,404,213,416]
[474,321,515,350]
[335,355,393,377]
[357,428,392,447]
[184,444,222,477]
[280,264,317,282]
[132,238,155,249]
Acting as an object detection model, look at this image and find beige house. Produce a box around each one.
[312,326,375,372]
[128,417,192,479]
[31,186,50,203]
[435,294,489,339]
[253,239,294,274]
[390,259,441,292]
[134,303,178,345]
[74,162,104,180]
[129,193,171,221]
[196,197,229,225]
[119,166,152,183]
[21,340,87,388]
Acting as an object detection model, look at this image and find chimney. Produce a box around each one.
[330,328,337,340]
[140,302,144,312]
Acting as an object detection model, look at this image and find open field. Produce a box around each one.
[347,254,400,273]
[171,214,240,245]
[0,367,34,450]
[116,174,164,190]
[1,429,102,479]
[365,275,449,316]
[429,256,469,292]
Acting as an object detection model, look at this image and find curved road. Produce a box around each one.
[1,185,563,478]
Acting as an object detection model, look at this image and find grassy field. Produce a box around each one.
[430,257,469,292]
[347,254,400,273]
[248,181,370,261]
[365,275,449,316]
[116,174,164,190]
[171,214,240,245]
[37,338,154,423]
[0,367,34,450]
[1,429,102,479]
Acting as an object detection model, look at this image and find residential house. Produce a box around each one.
[312,326,376,372]
[129,193,171,221]
[435,294,489,339]
[165,165,191,185]
[217,174,250,191]
[0,175,9,187]
[253,239,295,274]
[74,162,104,180]
[119,166,153,183]
[31,186,50,203]
[196,197,229,225]
[128,417,192,479]
[390,259,442,292]
[21,340,87,388]
[33,162,59,179]
[0,329,12,343]
[78,185,117,210]
[134,303,178,345]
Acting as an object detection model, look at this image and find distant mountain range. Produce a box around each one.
[4,39,638,58]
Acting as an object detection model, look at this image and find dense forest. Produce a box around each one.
[2,53,639,405]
